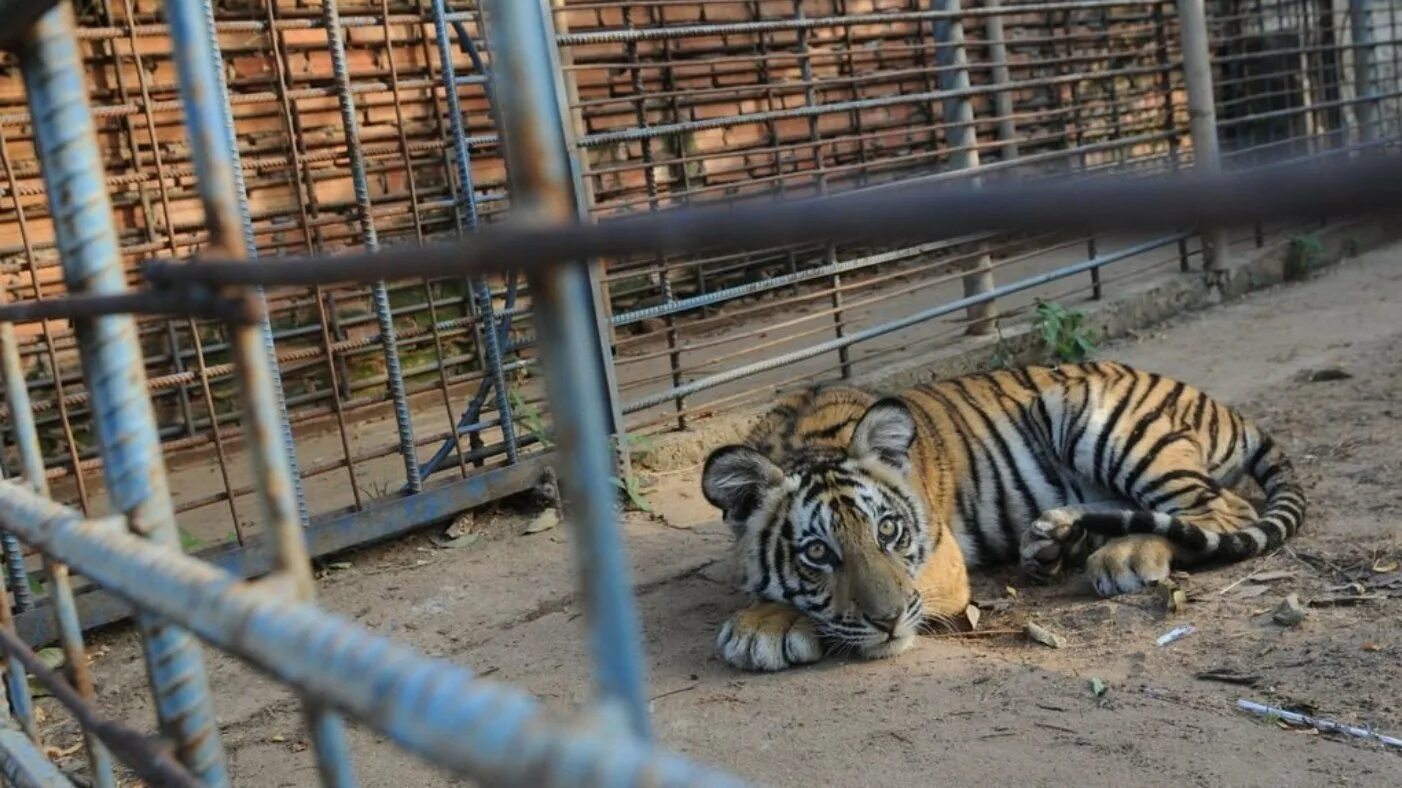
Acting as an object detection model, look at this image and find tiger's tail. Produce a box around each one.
[1076,427,1305,563]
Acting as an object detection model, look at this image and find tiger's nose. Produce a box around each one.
[870,615,900,636]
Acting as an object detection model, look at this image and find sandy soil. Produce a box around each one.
[34,247,1402,786]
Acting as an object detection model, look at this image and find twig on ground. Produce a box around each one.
[1236,699,1402,751]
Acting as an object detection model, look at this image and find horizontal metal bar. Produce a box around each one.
[14,454,551,646]
[0,480,747,787]
[0,290,257,324]
[552,1,1157,45]
[0,625,198,788]
[143,157,1402,289]
[624,233,1189,412]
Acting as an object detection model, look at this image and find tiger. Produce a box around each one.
[700,361,1304,671]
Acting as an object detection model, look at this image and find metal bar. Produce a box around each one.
[0,480,747,787]
[0,727,71,788]
[143,156,1402,290]
[15,4,231,781]
[163,0,357,783]
[931,0,996,335]
[482,0,652,740]
[15,456,551,647]
[0,300,114,785]
[986,0,1020,160]
[1350,0,1379,143]
[0,626,194,787]
[1177,0,1231,273]
[432,0,519,467]
[322,0,423,494]
[625,234,1190,412]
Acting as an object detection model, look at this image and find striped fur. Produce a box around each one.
[702,361,1304,671]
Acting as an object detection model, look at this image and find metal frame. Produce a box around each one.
[0,0,1397,783]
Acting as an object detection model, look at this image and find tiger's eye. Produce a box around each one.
[877,518,899,540]
[803,542,831,562]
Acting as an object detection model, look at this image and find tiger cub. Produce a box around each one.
[701,361,1303,671]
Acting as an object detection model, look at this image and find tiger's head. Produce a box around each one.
[702,399,934,660]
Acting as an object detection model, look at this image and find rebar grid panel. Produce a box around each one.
[0,0,1398,647]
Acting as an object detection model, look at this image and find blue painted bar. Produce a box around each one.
[163,0,356,782]
[481,0,653,740]
[0,727,73,788]
[0,481,749,788]
[15,4,230,782]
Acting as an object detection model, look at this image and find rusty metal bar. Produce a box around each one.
[481,0,652,740]
[162,0,354,784]
[14,2,231,781]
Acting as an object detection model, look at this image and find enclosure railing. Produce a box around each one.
[3,0,1400,645]
[0,0,1399,785]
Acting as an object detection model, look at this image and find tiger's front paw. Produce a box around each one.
[1019,508,1088,582]
[716,603,823,672]
[1086,534,1173,597]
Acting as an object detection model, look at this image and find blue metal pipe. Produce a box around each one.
[0,481,749,787]
[16,4,230,781]
[163,0,356,783]
[481,0,652,740]
[0,727,72,788]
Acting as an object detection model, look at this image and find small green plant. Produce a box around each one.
[178,527,203,553]
[1033,300,1098,363]
[611,474,653,513]
[508,387,553,449]
[1285,233,1326,281]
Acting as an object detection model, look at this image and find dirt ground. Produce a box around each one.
[36,247,1402,786]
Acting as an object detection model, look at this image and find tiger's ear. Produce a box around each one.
[850,398,916,473]
[702,445,783,529]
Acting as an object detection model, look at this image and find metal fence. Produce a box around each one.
[1,0,1399,645]
[0,0,1396,782]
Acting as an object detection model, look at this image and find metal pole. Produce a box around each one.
[931,0,996,334]
[481,0,651,740]
[986,0,1019,161]
[1177,0,1232,275]
[322,0,423,491]
[163,0,356,784]
[431,0,519,466]
[1349,0,1379,144]
[15,3,230,782]
[0,307,114,785]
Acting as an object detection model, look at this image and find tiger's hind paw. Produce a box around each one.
[1086,535,1173,597]
[717,603,823,672]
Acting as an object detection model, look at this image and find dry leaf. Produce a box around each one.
[965,604,981,631]
[1361,641,1383,652]
[522,509,560,535]
[1234,584,1271,598]
[1004,585,1019,599]
[1025,621,1065,649]
[1372,558,1399,574]
[1250,570,1297,583]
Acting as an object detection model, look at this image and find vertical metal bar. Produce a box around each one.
[932,0,996,334]
[986,0,1020,161]
[0,467,36,744]
[16,4,230,782]
[1350,0,1379,144]
[162,2,356,785]
[482,0,651,740]
[1176,0,1232,274]
[543,0,634,474]
[0,307,114,787]
[432,1,520,466]
[795,2,850,379]
[186,0,311,527]
[323,0,423,492]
